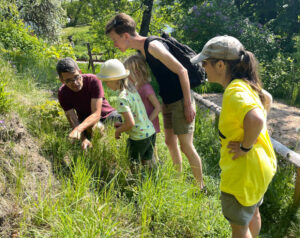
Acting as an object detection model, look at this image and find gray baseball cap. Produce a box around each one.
[191,35,245,64]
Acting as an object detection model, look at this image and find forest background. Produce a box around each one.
[0,0,299,237]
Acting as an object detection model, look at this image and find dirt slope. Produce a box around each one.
[0,114,57,238]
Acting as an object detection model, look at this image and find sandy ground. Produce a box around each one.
[200,93,300,153]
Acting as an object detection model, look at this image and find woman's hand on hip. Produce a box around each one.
[227,141,248,160]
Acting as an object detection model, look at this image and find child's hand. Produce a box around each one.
[114,122,122,128]
[115,130,121,139]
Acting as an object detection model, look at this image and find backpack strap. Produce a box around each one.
[144,36,165,54]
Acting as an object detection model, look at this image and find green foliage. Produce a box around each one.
[16,0,66,42]
[61,26,96,60]
[3,59,299,237]
[173,0,277,62]
[261,53,300,105]
[260,160,298,237]
[234,0,300,52]
[0,58,12,114]
[0,18,43,55]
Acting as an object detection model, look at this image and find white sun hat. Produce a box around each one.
[97,59,130,81]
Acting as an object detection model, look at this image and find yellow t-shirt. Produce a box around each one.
[219,79,277,206]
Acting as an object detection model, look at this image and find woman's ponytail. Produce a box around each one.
[228,50,266,108]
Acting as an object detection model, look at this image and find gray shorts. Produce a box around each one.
[162,95,195,135]
[220,192,263,226]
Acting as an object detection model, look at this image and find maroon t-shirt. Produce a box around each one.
[58,74,115,121]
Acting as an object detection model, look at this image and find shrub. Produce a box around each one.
[261,53,300,105]
[173,0,277,62]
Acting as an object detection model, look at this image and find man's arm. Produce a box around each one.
[69,98,103,140]
[65,109,80,129]
[148,40,195,123]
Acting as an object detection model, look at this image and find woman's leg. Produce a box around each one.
[230,223,252,238]
[230,207,261,238]
[177,132,204,189]
[249,208,261,238]
[164,128,182,172]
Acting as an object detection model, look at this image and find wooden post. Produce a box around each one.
[86,42,95,74]
[293,167,300,207]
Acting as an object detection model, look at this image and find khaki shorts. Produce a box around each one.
[220,192,263,226]
[162,96,195,135]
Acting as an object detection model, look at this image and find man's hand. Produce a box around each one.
[69,127,81,141]
[81,138,92,150]
[114,122,122,128]
[184,103,196,123]
[115,129,121,139]
[227,141,248,160]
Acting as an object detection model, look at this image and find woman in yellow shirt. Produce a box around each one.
[191,36,277,238]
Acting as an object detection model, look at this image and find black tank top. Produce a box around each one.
[144,36,183,104]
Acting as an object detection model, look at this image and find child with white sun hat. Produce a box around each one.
[97,59,156,170]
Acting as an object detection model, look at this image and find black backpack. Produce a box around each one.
[148,33,206,88]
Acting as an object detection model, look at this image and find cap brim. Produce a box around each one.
[97,70,130,81]
[190,53,209,64]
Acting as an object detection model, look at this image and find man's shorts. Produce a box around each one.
[127,133,156,163]
[220,192,263,226]
[162,94,195,135]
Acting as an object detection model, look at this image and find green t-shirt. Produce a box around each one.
[117,89,155,140]
[219,79,277,206]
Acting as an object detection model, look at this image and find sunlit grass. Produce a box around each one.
[1,56,299,237]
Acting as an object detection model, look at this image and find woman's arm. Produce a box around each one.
[115,111,135,139]
[227,107,264,160]
[147,94,161,122]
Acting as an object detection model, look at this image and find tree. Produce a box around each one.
[16,0,66,42]
[139,0,154,36]
[234,0,300,52]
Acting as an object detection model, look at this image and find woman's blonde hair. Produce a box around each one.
[124,54,151,85]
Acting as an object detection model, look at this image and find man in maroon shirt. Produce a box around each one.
[56,57,121,150]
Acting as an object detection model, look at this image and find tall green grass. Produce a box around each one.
[2,55,299,237]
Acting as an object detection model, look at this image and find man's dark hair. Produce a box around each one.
[56,57,79,78]
[105,13,136,36]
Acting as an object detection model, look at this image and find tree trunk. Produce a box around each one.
[139,0,154,36]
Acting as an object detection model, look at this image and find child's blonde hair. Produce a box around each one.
[118,77,136,92]
[124,54,151,85]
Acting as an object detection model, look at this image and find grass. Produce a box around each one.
[1,55,300,237]
[61,25,97,61]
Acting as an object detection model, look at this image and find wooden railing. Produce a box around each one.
[193,93,300,208]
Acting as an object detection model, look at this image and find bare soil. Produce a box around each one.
[201,93,300,153]
[0,114,57,238]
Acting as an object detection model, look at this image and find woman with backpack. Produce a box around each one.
[191,35,276,237]
[105,13,205,190]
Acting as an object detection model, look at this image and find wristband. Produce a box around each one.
[240,144,252,152]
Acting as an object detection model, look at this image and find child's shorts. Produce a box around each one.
[162,94,195,135]
[127,133,156,163]
[220,192,263,226]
